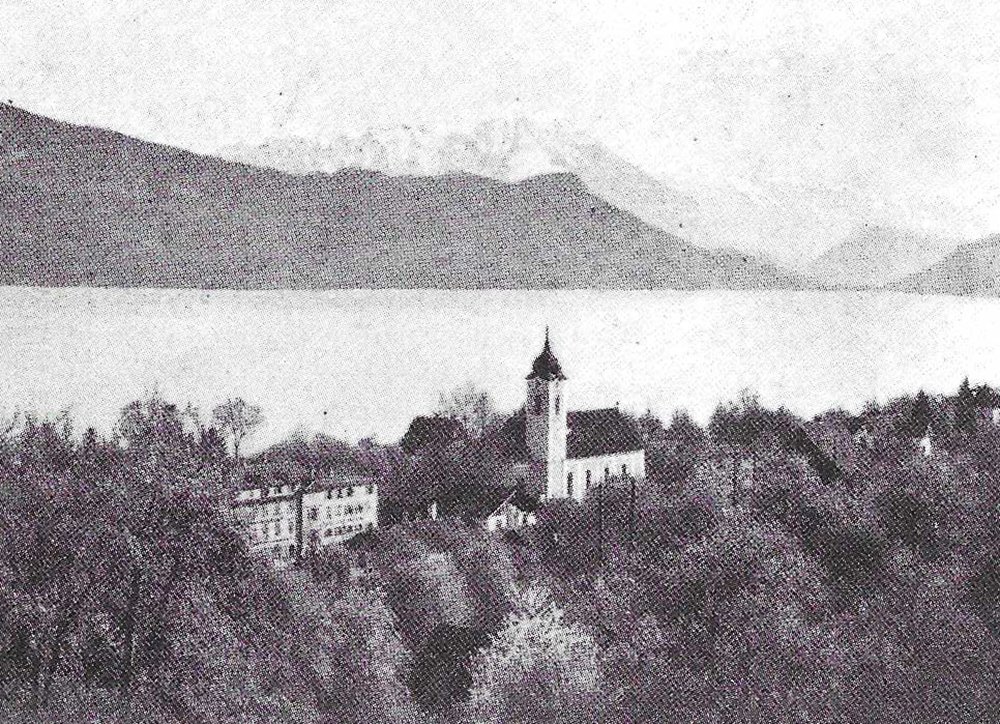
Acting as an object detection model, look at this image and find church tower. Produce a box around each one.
[526,329,568,500]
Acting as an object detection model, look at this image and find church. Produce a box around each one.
[508,331,646,503]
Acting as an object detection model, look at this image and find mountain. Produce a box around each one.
[888,234,1000,296]
[217,117,702,239]
[806,224,960,288]
[0,103,803,289]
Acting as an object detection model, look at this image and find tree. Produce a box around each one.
[956,377,977,434]
[211,398,263,459]
[437,383,498,439]
[910,390,932,437]
[463,587,602,724]
[400,415,465,455]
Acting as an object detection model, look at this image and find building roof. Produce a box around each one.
[497,407,644,463]
[232,488,298,508]
[466,485,539,519]
[234,468,377,507]
[566,408,644,459]
[309,471,376,494]
[526,329,567,381]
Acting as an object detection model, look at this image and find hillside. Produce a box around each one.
[218,116,703,239]
[889,234,1000,296]
[0,104,803,289]
[807,224,959,288]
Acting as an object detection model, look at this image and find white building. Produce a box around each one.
[232,482,300,564]
[301,474,379,553]
[511,331,645,501]
[232,472,378,564]
[919,426,933,457]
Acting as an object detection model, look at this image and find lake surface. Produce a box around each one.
[2,287,998,451]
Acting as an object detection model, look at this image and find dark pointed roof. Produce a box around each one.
[526,328,567,381]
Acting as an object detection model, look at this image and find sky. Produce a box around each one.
[2,0,999,265]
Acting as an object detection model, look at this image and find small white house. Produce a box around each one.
[919,427,933,457]
[483,490,537,533]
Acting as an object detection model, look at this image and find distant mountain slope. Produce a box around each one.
[807,224,959,288]
[0,104,803,289]
[888,235,1000,296]
[218,117,702,239]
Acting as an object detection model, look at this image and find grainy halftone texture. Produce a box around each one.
[0,104,804,290]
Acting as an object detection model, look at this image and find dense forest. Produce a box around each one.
[1,380,999,722]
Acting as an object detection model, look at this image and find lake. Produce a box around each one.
[2,287,997,451]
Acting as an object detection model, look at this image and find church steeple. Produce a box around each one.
[525,328,568,500]
[527,327,567,381]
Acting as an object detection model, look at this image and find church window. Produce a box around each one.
[567,472,574,498]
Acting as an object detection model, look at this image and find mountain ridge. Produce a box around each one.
[0,103,804,290]
[887,234,1000,296]
[808,223,959,288]
[217,116,703,240]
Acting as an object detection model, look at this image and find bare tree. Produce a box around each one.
[211,398,264,459]
[436,382,498,438]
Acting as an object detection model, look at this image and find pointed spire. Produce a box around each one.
[527,327,566,381]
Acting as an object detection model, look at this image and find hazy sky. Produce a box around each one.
[3,0,999,263]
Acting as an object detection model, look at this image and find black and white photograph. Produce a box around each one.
[1,1,999,721]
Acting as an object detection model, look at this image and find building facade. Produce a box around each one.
[514,331,645,501]
[232,482,301,563]
[301,474,379,553]
[231,473,378,565]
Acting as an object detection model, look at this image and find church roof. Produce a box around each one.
[498,407,644,462]
[566,408,644,459]
[526,329,567,381]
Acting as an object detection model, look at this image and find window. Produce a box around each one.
[555,395,560,413]
[622,464,628,477]
[308,507,318,521]
[534,394,542,414]
[326,490,332,500]
[585,470,592,488]
[604,467,610,480]
[567,472,574,498]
